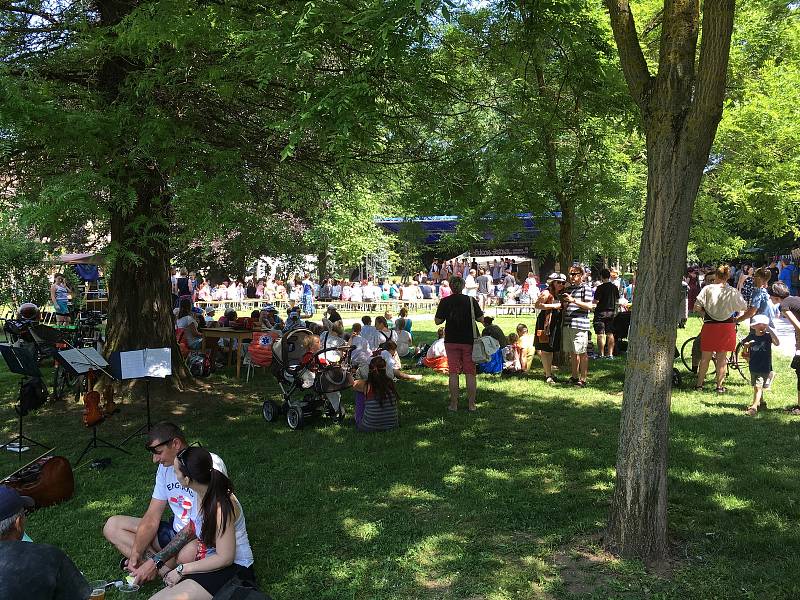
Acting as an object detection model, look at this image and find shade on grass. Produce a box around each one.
[1,315,799,598]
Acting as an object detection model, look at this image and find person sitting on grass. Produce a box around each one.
[396,307,413,333]
[481,316,508,349]
[422,327,449,373]
[353,356,400,432]
[504,332,522,372]
[349,323,373,367]
[0,486,91,599]
[516,323,535,371]
[375,315,397,347]
[394,318,414,357]
[360,315,381,350]
[149,447,256,600]
[103,422,227,586]
[741,314,780,416]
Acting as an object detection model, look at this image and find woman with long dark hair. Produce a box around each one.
[150,448,254,600]
[534,273,566,384]
[353,356,399,432]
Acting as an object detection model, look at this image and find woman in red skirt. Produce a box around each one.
[694,265,748,392]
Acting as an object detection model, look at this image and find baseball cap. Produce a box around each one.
[751,315,770,326]
[0,485,34,520]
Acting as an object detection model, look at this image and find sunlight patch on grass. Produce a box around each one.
[415,439,432,448]
[342,517,382,541]
[712,493,751,511]
[443,464,466,486]
[387,483,441,502]
[415,418,446,431]
[482,467,511,480]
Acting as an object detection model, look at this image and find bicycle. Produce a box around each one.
[679,333,749,381]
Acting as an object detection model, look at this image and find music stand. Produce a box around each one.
[110,348,171,445]
[0,344,52,462]
[56,348,130,466]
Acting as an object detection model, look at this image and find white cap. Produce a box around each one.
[751,315,769,326]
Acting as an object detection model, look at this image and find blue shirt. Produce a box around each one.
[749,287,773,326]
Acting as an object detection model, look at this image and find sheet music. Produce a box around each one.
[59,348,109,374]
[117,348,172,379]
[119,350,147,379]
[144,348,172,378]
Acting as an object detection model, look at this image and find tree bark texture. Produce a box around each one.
[604,0,734,562]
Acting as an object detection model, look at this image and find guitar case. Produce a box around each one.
[2,455,75,508]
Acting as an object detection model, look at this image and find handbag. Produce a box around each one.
[469,299,498,363]
[213,575,271,600]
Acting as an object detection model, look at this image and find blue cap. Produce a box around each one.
[0,485,34,520]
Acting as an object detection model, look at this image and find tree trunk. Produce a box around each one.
[603,0,734,562]
[318,247,329,281]
[105,175,189,385]
[605,130,704,561]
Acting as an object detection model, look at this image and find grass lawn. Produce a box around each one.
[1,314,800,599]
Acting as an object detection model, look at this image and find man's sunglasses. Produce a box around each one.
[144,438,174,454]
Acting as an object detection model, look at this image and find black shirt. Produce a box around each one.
[327,309,343,322]
[435,293,484,344]
[593,282,620,316]
[176,277,191,296]
[482,323,508,348]
[0,541,90,600]
[246,284,257,299]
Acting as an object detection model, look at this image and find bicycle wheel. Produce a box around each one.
[732,340,750,382]
[680,336,716,375]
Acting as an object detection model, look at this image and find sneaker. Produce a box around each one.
[545,376,556,385]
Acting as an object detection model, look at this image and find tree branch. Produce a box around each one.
[0,2,60,24]
[604,0,652,110]
[687,0,735,136]
[655,0,699,106]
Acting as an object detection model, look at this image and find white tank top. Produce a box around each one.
[192,495,254,567]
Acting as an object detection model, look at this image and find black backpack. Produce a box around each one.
[18,377,48,416]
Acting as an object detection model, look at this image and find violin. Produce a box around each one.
[102,384,118,416]
[82,370,104,427]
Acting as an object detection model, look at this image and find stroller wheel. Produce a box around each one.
[286,406,304,430]
[262,399,280,423]
[672,368,682,389]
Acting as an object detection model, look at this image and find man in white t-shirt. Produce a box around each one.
[103,422,227,584]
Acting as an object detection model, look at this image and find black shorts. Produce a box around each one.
[593,316,615,335]
[157,520,177,549]
[183,564,256,596]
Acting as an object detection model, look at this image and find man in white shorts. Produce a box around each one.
[103,422,226,584]
[561,266,594,387]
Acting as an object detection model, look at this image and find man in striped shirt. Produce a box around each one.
[561,266,595,387]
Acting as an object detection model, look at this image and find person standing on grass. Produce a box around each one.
[561,266,594,387]
[735,268,774,326]
[693,264,748,393]
[767,282,800,415]
[50,274,71,325]
[476,268,492,310]
[103,422,227,585]
[435,275,484,412]
[534,273,566,384]
[741,315,779,416]
[592,269,620,359]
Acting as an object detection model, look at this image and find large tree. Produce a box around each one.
[603,0,735,561]
[1,0,435,377]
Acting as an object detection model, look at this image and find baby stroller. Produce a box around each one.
[262,328,353,430]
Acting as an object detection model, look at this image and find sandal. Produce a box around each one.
[575,380,587,388]
[715,386,727,394]
[744,406,758,416]
[785,406,800,416]
[545,376,556,385]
